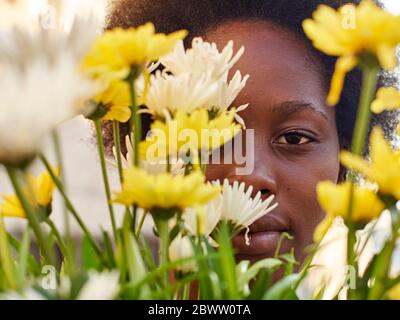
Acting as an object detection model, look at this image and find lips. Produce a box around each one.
[247,214,288,234]
[232,214,292,258]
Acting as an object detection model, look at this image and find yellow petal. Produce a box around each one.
[340,150,374,179]
[313,213,334,243]
[388,283,400,300]
[371,87,400,113]
[103,106,132,123]
[316,180,383,232]
[82,24,187,82]
[0,195,25,219]
[112,167,220,210]
[376,45,397,70]
[327,56,358,106]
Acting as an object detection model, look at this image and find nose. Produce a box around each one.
[225,169,277,199]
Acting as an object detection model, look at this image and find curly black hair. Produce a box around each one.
[102,0,395,155]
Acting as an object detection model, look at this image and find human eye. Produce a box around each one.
[275,131,316,145]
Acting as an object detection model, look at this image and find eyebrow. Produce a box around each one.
[271,100,328,122]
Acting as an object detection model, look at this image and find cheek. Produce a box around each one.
[277,145,340,236]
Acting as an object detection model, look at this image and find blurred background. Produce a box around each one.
[0,0,399,241]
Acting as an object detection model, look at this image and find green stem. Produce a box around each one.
[40,155,102,257]
[135,210,147,238]
[51,130,71,241]
[6,167,54,265]
[128,72,141,228]
[128,71,141,168]
[112,120,124,184]
[0,215,16,289]
[94,119,118,242]
[46,218,68,258]
[345,67,378,299]
[351,67,379,156]
[157,218,170,294]
[51,130,76,274]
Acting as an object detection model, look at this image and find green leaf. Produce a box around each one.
[238,258,282,295]
[17,225,31,290]
[191,237,214,300]
[0,216,16,289]
[82,234,101,271]
[263,274,300,300]
[122,224,150,298]
[102,230,116,268]
[7,232,41,275]
[247,269,273,300]
[217,223,239,299]
[139,235,157,271]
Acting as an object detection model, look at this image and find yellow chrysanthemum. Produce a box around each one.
[387,283,400,300]
[314,180,384,242]
[340,127,400,200]
[371,87,400,114]
[82,23,187,81]
[0,195,25,218]
[139,108,241,161]
[303,0,400,106]
[112,167,220,210]
[92,80,132,122]
[0,169,58,219]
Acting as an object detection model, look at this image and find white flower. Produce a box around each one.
[0,58,96,166]
[183,204,222,237]
[0,288,45,300]
[112,134,185,176]
[77,271,120,300]
[0,15,99,165]
[144,71,219,117]
[147,38,249,124]
[212,179,278,233]
[179,179,277,245]
[160,38,244,82]
[169,234,198,273]
[206,71,249,127]
[0,14,101,70]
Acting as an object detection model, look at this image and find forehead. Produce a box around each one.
[203,20,334,122]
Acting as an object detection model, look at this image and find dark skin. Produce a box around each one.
[203,20,343,265]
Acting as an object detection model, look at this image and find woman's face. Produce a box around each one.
[204,21,342,264]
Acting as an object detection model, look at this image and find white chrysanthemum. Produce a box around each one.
[0,288,45,300]
[0,14,101,70]
[0,15,99,165]
[0,58,96,166]
[179,179,277,244]
[183,203,222,237]
[169,234,197,273]
[206,71,249,127]
[144,71,219,117]
[212,179,278,233]
[77,271,120,300]
[160,38,244,82]
[112,134,185,176]
[147,38,249,124]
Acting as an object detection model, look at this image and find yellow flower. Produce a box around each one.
[371,87,400,114]
[388,283,400,300]
[92,80,132,122]
[82,23,187,82]
[139,108,241,162]
[112,167,220,210]
[303,0,400,106]
[0,169,58,219]
[314,180,384,242]
[0,195,25,218]
[340,127,400,200]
